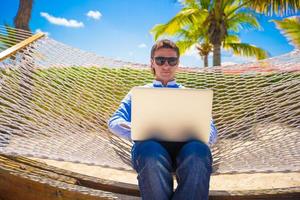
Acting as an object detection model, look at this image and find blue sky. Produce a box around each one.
[1,0,298,67]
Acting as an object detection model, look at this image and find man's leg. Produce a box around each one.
[172,140,212,200]
[131,140,174,200]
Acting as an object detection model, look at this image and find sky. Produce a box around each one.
[0,0,298,67]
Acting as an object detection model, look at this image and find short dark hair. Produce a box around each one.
[150,39,180,59]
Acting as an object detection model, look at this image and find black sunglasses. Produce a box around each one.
[153,56,178,66]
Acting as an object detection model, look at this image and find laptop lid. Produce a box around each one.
[131,87,213,143]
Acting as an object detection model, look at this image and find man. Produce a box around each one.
[108,39,217,200]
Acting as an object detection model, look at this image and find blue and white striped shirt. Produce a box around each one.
[108,80,218,145]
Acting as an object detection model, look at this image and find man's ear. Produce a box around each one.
[150,59,155,75]
[150,66,155,75]
[151,68,155,75]
[175,59,180,68]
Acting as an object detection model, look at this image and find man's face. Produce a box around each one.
[151,48,179,84]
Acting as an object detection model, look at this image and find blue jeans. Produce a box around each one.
[131,140,212,200]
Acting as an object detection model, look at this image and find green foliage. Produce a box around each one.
[150,0,268,67]
[272,16,300,49]
[244,0,300,16]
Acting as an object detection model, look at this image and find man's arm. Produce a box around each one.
[208,119,218,146]
[107,92,132,140]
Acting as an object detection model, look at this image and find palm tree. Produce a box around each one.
[170,22,213,67]
[151,0,268,67]
[272,16,300,49]
[196,42,212,67]
[14,0,34,31]
[12,0,35,116]
[1,0,34,50]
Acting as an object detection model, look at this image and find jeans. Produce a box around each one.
[131,139,212,200]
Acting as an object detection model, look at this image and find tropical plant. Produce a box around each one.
[272,16,300,49]
[174,23,213,67]
[151,0,268,67]
[1,0,34,50]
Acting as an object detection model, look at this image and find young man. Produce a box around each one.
[108,39,217,200]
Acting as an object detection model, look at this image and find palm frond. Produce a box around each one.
[176,39,197,55]
[224,35,240,44]
[197,0,211,10]
[178,24,207,40]
[224,42,269,59]
[272,16,300,48]
[245,0,300,16]
[150,7,206,40]
[227,12,261,33]
[222,0,243,14]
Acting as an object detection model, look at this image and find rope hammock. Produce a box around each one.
[0,26,299,177]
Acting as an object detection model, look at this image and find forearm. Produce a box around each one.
[108,118,131,140]
[208,119,218,145]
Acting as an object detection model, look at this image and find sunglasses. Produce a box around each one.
[153,56,179,66]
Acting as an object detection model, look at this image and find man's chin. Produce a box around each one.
[160,77,174,83]
[161,76,171,81]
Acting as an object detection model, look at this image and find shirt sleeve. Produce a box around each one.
[208,118,218,146]
[107,92,132,140]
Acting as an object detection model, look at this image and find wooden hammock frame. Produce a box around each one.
[0,155,299,200]
[0,32,44,62]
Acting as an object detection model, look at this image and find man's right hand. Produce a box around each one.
[120,123,131,130]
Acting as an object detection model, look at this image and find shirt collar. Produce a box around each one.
[153,80,177,87]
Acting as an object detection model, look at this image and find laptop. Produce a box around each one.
[131,87,213,143]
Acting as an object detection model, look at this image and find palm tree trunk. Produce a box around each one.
[14,0,33,31]
[204,55,209,67]
[213,43,221,66]
[13,0,35,137]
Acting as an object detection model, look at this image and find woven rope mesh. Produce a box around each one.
[0,26,299,174]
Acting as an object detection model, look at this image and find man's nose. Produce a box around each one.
[162,61,171,68]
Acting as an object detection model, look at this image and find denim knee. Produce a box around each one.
[131,140,172,172]
[177,140,212,170]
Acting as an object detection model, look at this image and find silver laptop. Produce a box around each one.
[131,87,213,143]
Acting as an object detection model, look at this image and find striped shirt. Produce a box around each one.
[108,80,218,145]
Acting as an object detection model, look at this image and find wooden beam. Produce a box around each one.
[1,155,140,196]
[0,172,111,200]
[0,156,139,200]
[0,155,299,200]
[0,32,44,62]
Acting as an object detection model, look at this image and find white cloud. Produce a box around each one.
[40,12,84,28]
[221,61,237,66]
[222,55,256,66]
[86,10,102,20]
[35,29,50,36]
[138,43,147,48]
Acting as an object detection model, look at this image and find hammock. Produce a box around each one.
[0,26,299,198]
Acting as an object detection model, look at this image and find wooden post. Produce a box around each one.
[0,32,44,62]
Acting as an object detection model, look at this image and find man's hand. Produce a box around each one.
[120,123,131,130]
